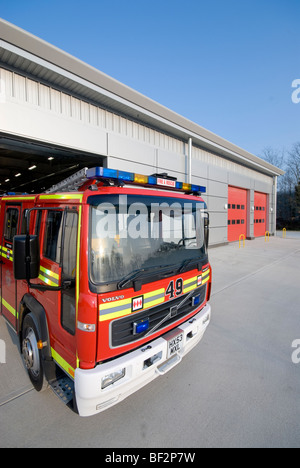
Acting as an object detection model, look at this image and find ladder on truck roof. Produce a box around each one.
[46,167,89,193]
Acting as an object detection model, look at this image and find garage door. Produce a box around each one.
[254,192,267,237]
[228,186,247,242]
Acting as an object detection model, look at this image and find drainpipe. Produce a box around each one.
[188,137,192,184]
[274,175,277,236]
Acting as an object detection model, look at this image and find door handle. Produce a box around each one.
[62,279,75,290]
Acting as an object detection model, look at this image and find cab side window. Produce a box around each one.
[21,209,29,235]
[62,211,78,279]
[43,211,63,263]
[4,208,19,241]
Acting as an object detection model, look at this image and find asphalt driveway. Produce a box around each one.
[1,235,300,448]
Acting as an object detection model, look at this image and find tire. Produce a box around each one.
[21,313,48,392]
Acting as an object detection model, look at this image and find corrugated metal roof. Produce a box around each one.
[0,18,284,177]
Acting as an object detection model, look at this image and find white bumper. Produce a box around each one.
[75,303,211,417]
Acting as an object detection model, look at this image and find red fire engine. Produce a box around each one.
[0,167,211,416]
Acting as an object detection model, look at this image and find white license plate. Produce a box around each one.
[167,332,184,358]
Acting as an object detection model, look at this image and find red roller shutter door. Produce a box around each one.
[254,192,267,237]
[228,186,247,242]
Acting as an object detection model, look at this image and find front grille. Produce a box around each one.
[111,284,207,347]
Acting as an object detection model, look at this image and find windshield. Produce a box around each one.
[89,194,206,286]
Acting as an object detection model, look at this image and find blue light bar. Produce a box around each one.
[118,171,134,182]
[86,167,206,194]
[192,184,206,194]
[147,176,157,185]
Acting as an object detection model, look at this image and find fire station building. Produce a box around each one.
[0,19,284,246]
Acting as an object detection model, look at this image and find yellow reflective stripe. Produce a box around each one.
[184,284,197,293]
[99,299,132,322]
[38,274,58,287]
[99,269,210,323]
[183,275,198,293]
[100,297,132,312]
[99,308,131,322]
[144,288,165,308]
[38,265,60,287]
[40,265,59,280]
[99,287,166,322]
[39,194,84,200]
[3,196,36,201]
[202,269,210,285]
[184,275,197,286]
[1,252,10,260]
[0,246,13,262]
[202,276,210,285]
[144,297,164,309]
[51,348,75,379]
[1,297,17,317]
[143,289,159,299]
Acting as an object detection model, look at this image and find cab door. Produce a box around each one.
[39,207,78,378]
[61,209,78,338]
[0,204,20,328]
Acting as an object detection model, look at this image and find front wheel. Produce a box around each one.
[21,314,48,392]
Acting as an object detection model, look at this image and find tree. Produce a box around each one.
[296,182,300,207]
[260,143,300,229]
[260,146,285,191]
[260,146,285,168]
[287,143,300,226]
[287,143,300,188]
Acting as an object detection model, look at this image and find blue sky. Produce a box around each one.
[1,0,299,160]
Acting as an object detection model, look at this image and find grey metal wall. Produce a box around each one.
[0,67,275,245]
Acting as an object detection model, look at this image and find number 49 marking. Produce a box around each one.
[166,278,183,299]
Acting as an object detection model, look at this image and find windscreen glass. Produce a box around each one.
[89,195,205,285]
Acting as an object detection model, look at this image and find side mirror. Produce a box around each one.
[13,235,40,280]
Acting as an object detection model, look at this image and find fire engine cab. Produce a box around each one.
[0,167,211,417]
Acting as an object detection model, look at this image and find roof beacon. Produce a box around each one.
[86,167,206,195]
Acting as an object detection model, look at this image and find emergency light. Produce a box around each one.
[133,319,150,335]
[86,167,206,195]
[192,294,201,307]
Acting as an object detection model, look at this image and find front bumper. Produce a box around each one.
[75,303,211,417]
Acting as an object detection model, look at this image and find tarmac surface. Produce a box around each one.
[1,235,300,448]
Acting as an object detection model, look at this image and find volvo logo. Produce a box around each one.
[170,306,178,318]
[101,295,125,303]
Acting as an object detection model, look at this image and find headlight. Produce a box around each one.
[101,368,126,389]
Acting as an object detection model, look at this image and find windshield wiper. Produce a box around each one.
[117,265,173,290]
[177,258,201,274]
[117,268,148,290]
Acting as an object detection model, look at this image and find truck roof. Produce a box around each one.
[0,167,207,204]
